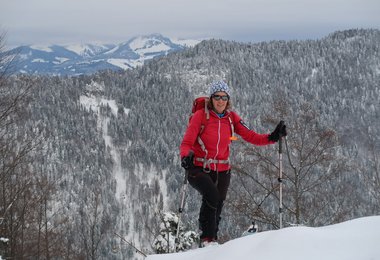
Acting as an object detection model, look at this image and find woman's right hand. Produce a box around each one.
[181,151,194,169]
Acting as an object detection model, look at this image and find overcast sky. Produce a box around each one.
[1,0,379,47]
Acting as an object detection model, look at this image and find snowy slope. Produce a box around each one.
[147,216,380,260]
[64,43,114,58]
[5,34,201,75]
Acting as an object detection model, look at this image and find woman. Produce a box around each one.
[180,80,286,247]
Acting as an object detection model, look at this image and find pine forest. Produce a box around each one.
[0,29,379,259]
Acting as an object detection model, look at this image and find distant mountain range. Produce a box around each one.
[6,34,201,75]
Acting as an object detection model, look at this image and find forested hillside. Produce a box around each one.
[1,29,379,259]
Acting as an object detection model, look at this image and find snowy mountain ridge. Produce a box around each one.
[6,34,201,75]
[147,216,380,260]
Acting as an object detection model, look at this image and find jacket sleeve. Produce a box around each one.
[180,110,204,158]
[232,112,275,146]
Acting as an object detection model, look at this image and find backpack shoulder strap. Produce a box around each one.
[228,111,238,141]
[197,106,210,159]
[204,97,210,120]
[199,97,210,134]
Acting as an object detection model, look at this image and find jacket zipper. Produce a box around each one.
[213,119,221,171]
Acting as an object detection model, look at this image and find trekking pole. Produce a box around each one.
[114,233,147,257]
[176,169,188,241]
[176,151,193,245]
[278,136,283,228]
[278,121,285,229]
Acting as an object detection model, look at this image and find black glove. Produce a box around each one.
[181,151,194,170]
[268,121,287,142]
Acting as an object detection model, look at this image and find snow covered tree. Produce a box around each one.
[361,133,380,214]
[78,189,112,259]
[153,211,198,253]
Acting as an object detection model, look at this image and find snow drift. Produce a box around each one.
[147,216,380,260]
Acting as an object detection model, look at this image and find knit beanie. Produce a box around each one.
[208,80,230,96]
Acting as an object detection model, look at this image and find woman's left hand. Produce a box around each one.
[268,121,287,142]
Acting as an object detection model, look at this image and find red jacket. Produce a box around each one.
[180,109,275,171]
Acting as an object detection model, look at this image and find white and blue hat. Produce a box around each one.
[209,80,231,96]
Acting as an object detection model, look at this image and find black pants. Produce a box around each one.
[187,166,231,240]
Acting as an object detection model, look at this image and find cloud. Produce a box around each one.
[1,0,379,45]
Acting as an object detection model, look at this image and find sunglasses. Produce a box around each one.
[212,94,229,101]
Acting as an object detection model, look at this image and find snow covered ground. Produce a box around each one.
[147,215,380,260]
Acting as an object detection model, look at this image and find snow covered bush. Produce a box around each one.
[153,212,198,253]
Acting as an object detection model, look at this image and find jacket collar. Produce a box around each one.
[210,109,231,118]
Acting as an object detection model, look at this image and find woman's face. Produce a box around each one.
[211,91,229,114]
